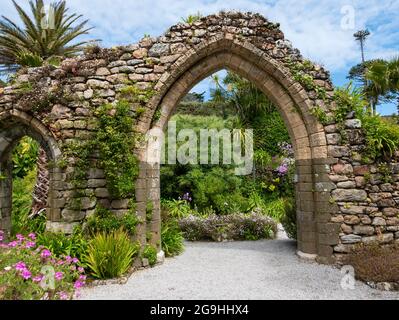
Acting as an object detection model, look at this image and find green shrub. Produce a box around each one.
[37,227,88,261]
[281,198,297,240]
[361,116,399,161]
[85,205,139,236]
[83,229,139,279]
[179,213,277,242]
[142,245,158,266]
[161,199,192,219]
[12,137,40,179]
[252,111,290,156]
[11,169,46,236]
[262,197,288,222]
[161,220,184,257]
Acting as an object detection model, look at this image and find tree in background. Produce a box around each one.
[0,0,93,74]
[364,57,399,115]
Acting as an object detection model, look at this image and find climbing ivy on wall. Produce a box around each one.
[60,84,155,211]
[94,100,139,199]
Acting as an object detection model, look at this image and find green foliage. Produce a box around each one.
[11,169,46,236]
[12,137,39,179]
[310,106,330,125]
[262,197,289,222]
[161,219,184,257]
[142,244,158,266]
[94,101,139,199]
[361,115,399,160]
[333,84,399,160]
[176,166,247,214]
[15,51,43,68]
[37,227,88,261]
[181,12,203,24]
[161,199,192,219]
[85,205,139,237]
[281,197,297,240]
[252,111,290,155]
[119,85,155,105]
[84,229,139,279]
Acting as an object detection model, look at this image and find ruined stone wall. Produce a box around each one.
[0,11,397,264]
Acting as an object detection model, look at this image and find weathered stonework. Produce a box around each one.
[0,11,397,264]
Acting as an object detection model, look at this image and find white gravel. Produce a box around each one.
[80,238,399,300]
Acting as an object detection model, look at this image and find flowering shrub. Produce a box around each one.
[179,212,277,242]
[0,231,86,300]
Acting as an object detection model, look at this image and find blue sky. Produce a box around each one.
[1,0,398,114]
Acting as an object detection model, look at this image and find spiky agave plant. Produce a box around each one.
[0,0,93,73]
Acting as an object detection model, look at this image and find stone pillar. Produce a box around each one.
[0,159,13,237]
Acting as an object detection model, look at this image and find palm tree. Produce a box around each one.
[365,57,399,114]
[0,0,93,73]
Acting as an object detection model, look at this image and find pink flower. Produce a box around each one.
[28,233,36,240]
[58,291,69,300]
[65,256,72,263]
[15,261,27,271]
[41,249,52,258]
[72,258,79,264]
[57,260,65,265]
[0,231,4,242]
[8,241,18,248]
[33,275,44,283]
[78,267,85,273]
[16,234,25,241]
[25,241,36,249]
[74,280,84,289]
[79,275,87,281]
[21,269,32,280]
[55,272,64,281]
[70,265,77,271]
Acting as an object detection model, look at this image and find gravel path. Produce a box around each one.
[80,238,399,300]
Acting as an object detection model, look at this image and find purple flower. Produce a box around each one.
[65,256,72,263]
[28,233,36,240]
[74,280,84,289]
[55,272,64,281]
[25,241,36,249]
[78,267,85,273]
[33,275,44,283]
[0,231,4,242]
[58,291,69,300]
[15,261,27,272]
[79,275,87,281]
[277,164,288,176]
[41,249,52,258]
[72,258,79,264]
[21,269,32,280]
[16,234,25,241]
[8,241,18,248]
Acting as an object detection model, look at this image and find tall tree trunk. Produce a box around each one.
[31,147,49,216]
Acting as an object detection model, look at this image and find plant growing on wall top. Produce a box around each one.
[0,0,94,74]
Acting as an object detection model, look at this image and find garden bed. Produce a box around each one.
[179,212,278,242]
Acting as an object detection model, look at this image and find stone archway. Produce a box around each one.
[143,37,335,262]
[1,11,397,265]
[0,110,62,235]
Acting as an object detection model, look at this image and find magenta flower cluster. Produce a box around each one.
[0,232,86,300]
